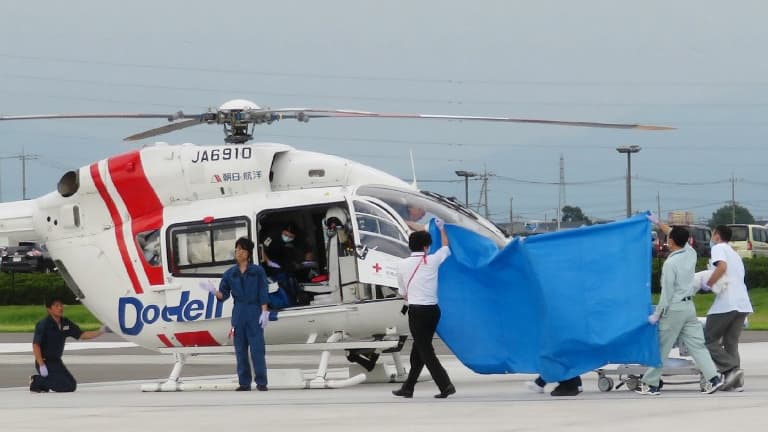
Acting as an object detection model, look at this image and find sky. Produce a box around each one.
[2,0,768,224]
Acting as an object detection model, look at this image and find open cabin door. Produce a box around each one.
[347,198,409,299]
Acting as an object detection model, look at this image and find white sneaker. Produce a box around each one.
[701,376,724,394]
[525,381,545,393]
[635,383,660,396]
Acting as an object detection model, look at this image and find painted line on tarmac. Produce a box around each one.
[0,341,137,354]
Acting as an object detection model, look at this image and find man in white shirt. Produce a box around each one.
[404,204,434,232]
[392,219,456,399]
[703,225,753,391]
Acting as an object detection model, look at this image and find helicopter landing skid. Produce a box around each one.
[140,333,407,391]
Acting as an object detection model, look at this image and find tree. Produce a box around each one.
[561,205,591,224]
[709,204,755,227]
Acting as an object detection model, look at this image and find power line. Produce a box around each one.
[634,176,730,186]
[7,73,768,109]
[7,53,768,88]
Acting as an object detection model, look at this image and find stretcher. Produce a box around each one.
[595,340,706,392]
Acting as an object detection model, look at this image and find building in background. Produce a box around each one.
[667,210,694,224]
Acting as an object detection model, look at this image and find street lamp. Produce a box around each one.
[616,145,641,218]
[455,170,477,207]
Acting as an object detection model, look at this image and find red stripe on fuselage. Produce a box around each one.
[174,331,221,347]
[157,334,174,348]
[107,151,164,286]
[90,163,144,294]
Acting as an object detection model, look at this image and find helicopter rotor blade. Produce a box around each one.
[0,103,674,145]
[266,109,675,131]
[0,113,191,121]
[123,118,204,141]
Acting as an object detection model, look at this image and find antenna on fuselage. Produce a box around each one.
[409,149,418,188]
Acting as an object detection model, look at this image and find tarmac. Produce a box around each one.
[1,333,767,431]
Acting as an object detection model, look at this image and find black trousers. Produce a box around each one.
[30,358,77,392]
[704,311,749,373]
[403,304,452,392]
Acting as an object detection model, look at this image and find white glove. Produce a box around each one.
[435,218,445,230]
[201,280,218,295]
[39,364,48,377]
[258,311,270,329]
[647,212,659,225]
[648,314,659,325]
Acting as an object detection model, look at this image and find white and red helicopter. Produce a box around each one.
[0,100,671,390]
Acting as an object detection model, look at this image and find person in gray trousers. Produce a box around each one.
[637,217,723,396]
[702,225,753,391]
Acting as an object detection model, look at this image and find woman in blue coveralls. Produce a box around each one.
[209,237,271,391]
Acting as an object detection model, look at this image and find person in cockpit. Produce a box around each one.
[261,223,312,304]
[404,204,436,232]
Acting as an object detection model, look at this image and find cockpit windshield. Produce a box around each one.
[355,185,507,247]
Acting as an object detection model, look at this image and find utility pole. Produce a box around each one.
[0,152,39,201]
[479,171,490,219]
[557,154,565,231]
[731,174,736,224]
[559,154,566,208]
[20,150,39,200]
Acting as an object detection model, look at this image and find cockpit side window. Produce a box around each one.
[353,200,410,258]
[136,229,161,267]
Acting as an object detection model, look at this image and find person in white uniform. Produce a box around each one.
[703,225,753,391]
[392,218,456,399]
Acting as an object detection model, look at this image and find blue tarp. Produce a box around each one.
[431,214,661,383]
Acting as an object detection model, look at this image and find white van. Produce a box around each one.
[726,224,768,258]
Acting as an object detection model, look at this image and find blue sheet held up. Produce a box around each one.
[431,214,661,383]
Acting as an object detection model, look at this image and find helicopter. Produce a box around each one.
[0,99,672,390]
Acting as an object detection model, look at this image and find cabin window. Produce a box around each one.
[166,216,251,276]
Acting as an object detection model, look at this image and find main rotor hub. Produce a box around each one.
[217,99,262,144]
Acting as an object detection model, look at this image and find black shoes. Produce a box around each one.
[722,368,744,391]
[236,384,267,391]
[434,384,456,399]
[551,384,581,397]
[29,375,48,393]
[392,388,414,398]
[392,384,455,398]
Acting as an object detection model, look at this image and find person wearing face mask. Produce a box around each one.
[702,225,753,391]
[261,223,310,304]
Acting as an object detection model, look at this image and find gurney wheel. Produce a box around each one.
[598,376,614,392]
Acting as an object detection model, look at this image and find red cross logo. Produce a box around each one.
[372,263,382,273]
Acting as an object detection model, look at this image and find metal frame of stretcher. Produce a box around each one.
[595,357,706,392]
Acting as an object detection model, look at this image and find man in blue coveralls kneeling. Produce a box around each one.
[209,237,271,391]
